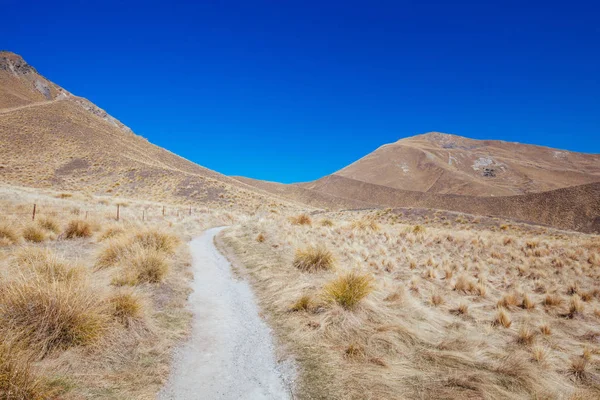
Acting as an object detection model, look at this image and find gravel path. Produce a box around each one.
[159,227,292,400]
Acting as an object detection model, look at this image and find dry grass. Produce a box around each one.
[22,224,46,243]
[0,221,19,246]
[129,248,170,284]
[108,289,146,327]
[220,209,600,399]
[63,219,92,239]
[37,216,61,234]
[0,342,58,400]
[289,213,312,226]
[256,233,266,243]
[0,274,108,358]
[293,245,335,272]
[323,272,373,310]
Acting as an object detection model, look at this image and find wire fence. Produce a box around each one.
[2,202,207,223]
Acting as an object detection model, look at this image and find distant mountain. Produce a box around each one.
[0,51,296,211]
[335,132,600,197]
[235,133,600,233]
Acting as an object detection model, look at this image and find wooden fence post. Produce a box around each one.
[85,211,88,219]
[116,204,120,221]
[142,210,145,222]
[32,204,36,221]
[162,206,165,217]
[189,206,192,216]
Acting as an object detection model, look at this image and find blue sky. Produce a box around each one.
[3,0,599,182]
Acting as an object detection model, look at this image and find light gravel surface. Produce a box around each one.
[159,227,292,400]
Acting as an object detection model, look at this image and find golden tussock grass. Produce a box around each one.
[0,274,108,358]
[22,224,46,243]
[222,210,600,399]
[293,245,335,272]
[109,289,146,327]
[129,247,170,284]
[63,219,92,239]
[0,342,58,400]
[98,225,125,241]
[349,218,380,232]
[320,218,334,227]
[289,213,312,226]
[0,221,20,246]
[323,271,373,310]
[256,233,266,243]
[37,216,61,234]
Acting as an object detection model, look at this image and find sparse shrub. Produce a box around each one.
[22,225,46,243]
[37,217,61,234]
[63,219,92,239]
[290,214,312,226]
[0,222,19,246]
[320,219,334,227]
[0,275,108,358]
[109,289,145,327]
[293,245,335,272]
[323,272,373,310]
[494,308,512,328]
[256,233,266,243]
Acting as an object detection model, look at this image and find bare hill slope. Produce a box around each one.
[335,132,600,196]
[0,51,299,211]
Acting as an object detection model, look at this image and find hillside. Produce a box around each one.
[336,132,600,196]
[0,51,299,211]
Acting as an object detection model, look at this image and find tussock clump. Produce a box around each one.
[98,225,125,241]
[569,357,588,380]
[15,248,82,282]
[521,294,535,310]
[569,295,584,317]
[37,217,61,234]
[350,218,380,232]
[293,245,335,272]
[0,343,56,400]
[0,222,20,246]
[290,214,312,226]
[451,303,469,316]
[256,233,266,243]
[132,230,179,254]
[540,323,552,335]
[63,219,92,239]
[290,295,314,312]
[22,224,46,243]
[320,219,334,227]
[517,324,536,345]
[543,294,563,307]
[494,308,512,328]
[128,248,170,284]
[96,236,131,269]
[412,225,426,235]
[323,272,373,310]
[453,274,476,293]
[0,275,108,358]
[431,293,444,306]
[109,289,145,327]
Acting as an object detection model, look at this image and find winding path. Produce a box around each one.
[159,227,291,400]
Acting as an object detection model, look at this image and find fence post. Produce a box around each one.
[162,206,165,217]
[32,204,36,221]
[189,206,192,216]
[116,204,120,221]
[85,211,88,219]
[142,209,145,222]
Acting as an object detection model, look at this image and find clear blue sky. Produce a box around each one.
[4,0,599,182]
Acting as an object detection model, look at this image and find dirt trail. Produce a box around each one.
[159,227,292,400]
[0,98,62,115]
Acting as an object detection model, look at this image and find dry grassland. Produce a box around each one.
[0,186,240,399]
[220,209,600,399]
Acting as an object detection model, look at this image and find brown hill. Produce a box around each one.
[336,132,600,196]
[300,175,600,233]
[0,51,300,211]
